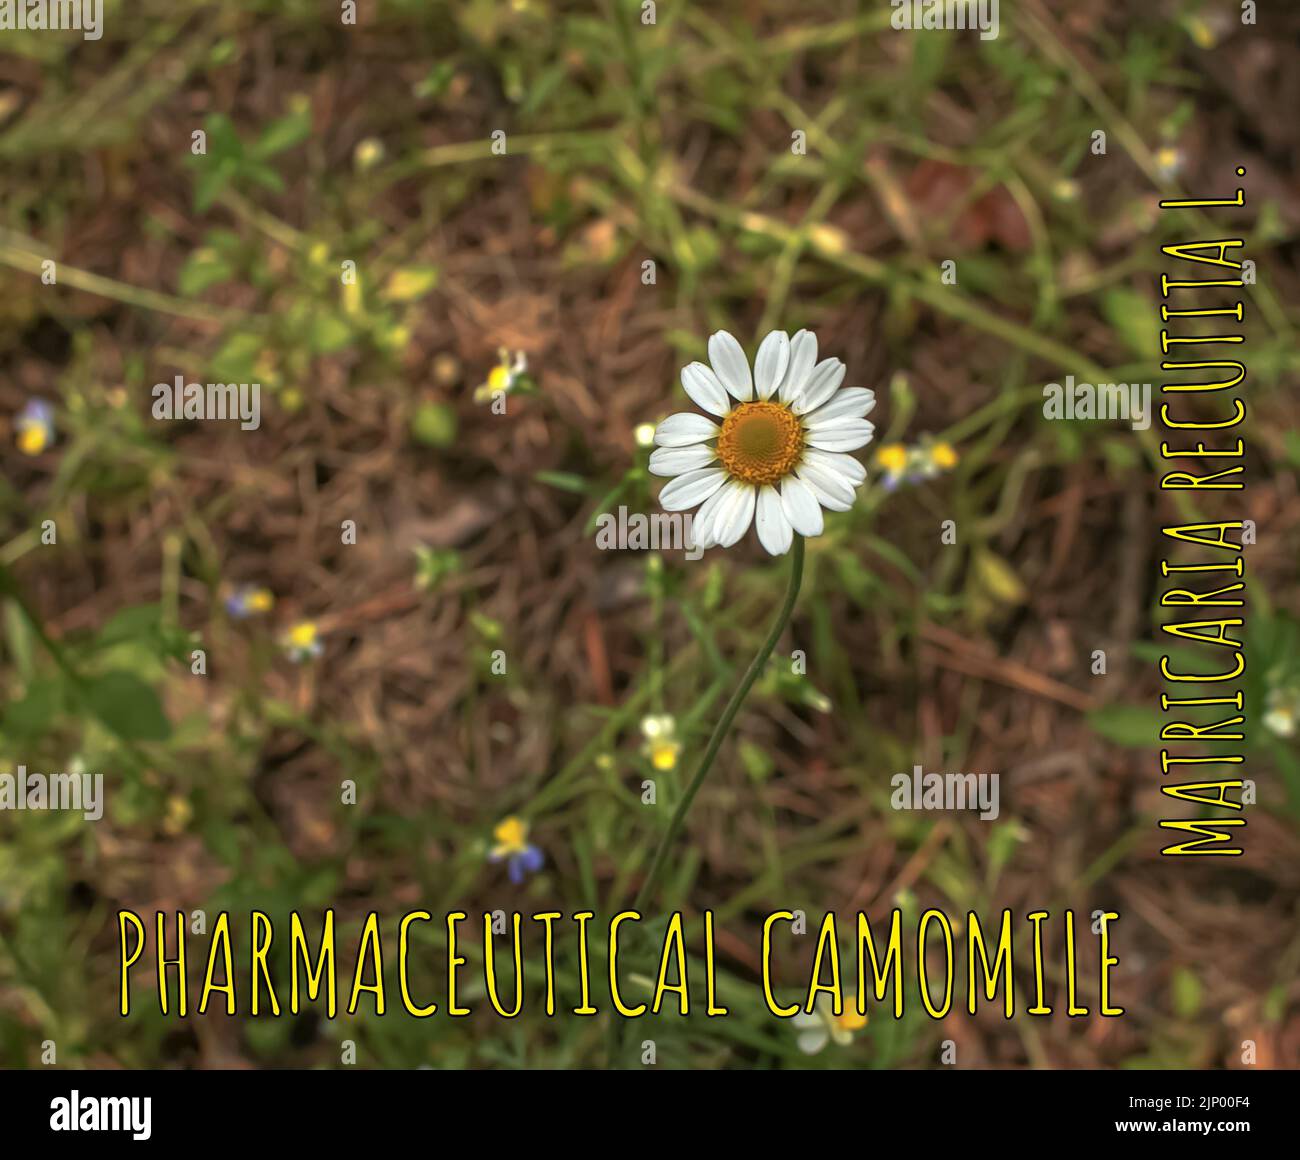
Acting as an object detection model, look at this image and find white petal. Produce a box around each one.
[648,444,715,477]
[716,483,757,547]
[792,358,845,414]
[653,412,719,447]
[680,362,730,417]
[755,485,793,555]
[797,1028,829,1055]
[792,1011,820,1030]
[690,479,741,549]
[780,477,824,537]
[753,331,790,401]
[804,387,876,426]
[806,420,876,453]
[659,468,726,512]
[796,461,855,511]
[803,448,866,486]
[708,331,753,402]
[779,329,818,404]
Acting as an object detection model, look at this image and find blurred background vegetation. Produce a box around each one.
[1,0,1298,1068]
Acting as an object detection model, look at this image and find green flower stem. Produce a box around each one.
[632,534,806,915]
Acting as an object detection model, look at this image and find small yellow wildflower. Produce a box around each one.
[640,714,682,772]
[163,794,194,835]
[474,348,527,405]
[353,137,385,172]
[226,585,275,619]
[1187,17,1215,48]
[1155,146,1184,180]
[284,620,323,663]
[929,441,958,470]
[912,436,960,481]
[874,442,909,489]
[1052,177,1080,202]
[793,995,868,1054]
[493,816,527,853]
[489,816,544,882]
[875,443,907,472]
[808,222,849,256]
[15,399,55,456]
[1184,14,1227,50]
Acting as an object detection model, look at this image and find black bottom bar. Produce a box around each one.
[0,1067,1287,1145]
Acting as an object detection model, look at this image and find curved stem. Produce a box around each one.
[632,535,805,914]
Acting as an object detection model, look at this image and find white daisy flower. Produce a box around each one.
[649,330,875,555]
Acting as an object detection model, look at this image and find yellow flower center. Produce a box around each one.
[289,622,318,648]
[834,1009,868,1032]
[930,442,957,469]
[487,365,513,393]
[716,401,803,486]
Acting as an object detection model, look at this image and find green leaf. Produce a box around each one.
[1129,640,1206,672]
[973,549,1028,605]
[212,331,265,381]
[2,677,65,739]
[179,247,237,297]
[95,604,164,647]
[987,822,1025,875]
[82,673,172,742]
[1088,704,1162,747]
[414,62,456,100]
[410,401,457,448]
[833,552,881,605]
[1102,287,1161,360]
[910,31,951,93]
[738,739,774,781]
[244,162,286,195]
[3,599,34,680]
[1171,966,1202,1019]
[95,603,193,663]
[865,534,923,585]
[202,114,243,161]
[382,266,440,303]
[308,313,353,355]
[193,168,231,214]
[533,470,590,495]
[252,110,312,159]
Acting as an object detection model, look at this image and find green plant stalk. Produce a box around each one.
[606,537,805,1067]
[632,535,806,915]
